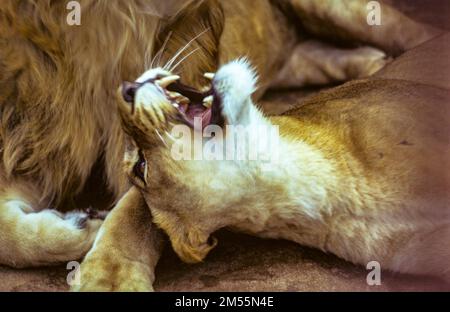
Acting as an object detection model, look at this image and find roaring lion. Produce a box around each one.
[87,32,450,291]
[0,0,439,289]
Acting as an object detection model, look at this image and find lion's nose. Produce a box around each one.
[121,81,141,103]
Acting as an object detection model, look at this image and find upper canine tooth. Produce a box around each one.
[203,95,213,108]
[157,75,180,88]
[204,73,215,80]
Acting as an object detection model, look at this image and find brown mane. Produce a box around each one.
[0,0,210,206]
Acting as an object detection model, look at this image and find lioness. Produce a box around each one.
[100,33,449,291]
[0,0,440,289]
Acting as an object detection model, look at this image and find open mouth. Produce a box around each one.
[157,74,224,129]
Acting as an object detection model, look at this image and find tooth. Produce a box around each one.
[203,95,213,108]
[168,92,190,105]
[178,97,190,105]
[200,86,210,93]
[204,73,215,80]
[167,91,190,105]
[168,91,182,98]
[157,75,180,88]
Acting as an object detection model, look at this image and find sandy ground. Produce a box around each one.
[1,0,449,292]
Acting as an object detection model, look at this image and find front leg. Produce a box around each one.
[286,0,441,55]
[271,40,389,89]
[72,187,164,292]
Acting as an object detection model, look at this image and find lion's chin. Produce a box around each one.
[145,198,219,263]
[172,235,218,264]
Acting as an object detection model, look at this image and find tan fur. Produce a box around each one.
[116,33,450,287]
[71,187,163,291]
[75,1,442,291]
[0,0,441,288]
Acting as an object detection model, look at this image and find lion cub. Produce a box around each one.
[118,59,450,282]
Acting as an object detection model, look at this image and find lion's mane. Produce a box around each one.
[0,0,206,206]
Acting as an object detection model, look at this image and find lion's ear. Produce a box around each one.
[152,209,217,263]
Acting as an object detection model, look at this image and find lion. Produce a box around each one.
[90,32,450,291]
[0,0,440,289]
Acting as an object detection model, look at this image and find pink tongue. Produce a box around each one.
[186,106,212,129]
[201,108,212,128]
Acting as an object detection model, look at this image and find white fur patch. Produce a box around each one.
[135,83,168,110]
[213,58,265,126]
[214,58,258,98]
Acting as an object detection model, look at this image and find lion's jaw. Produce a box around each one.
[117,61,334,263]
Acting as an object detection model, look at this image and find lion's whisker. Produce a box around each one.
[169,47,201,73]
[165,131,176,142]
[155,129,168,147]
[144,44,155,70]
[151,31,173,69]
[163,28,209,71]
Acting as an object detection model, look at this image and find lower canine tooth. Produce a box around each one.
[168,91,190,105]
[203,95,213,108]
[178,97,190,105]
